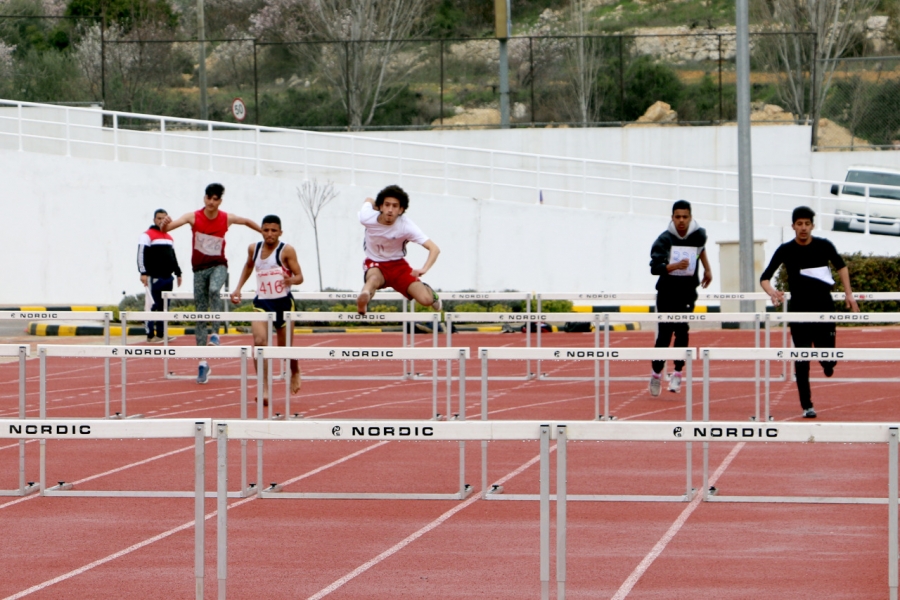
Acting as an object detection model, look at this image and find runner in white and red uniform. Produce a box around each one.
[231,215,304,403]
[356,184,442,315]
[162,183,262,384]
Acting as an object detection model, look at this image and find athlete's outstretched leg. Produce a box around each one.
[357,268,384,314]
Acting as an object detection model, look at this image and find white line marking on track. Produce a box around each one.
[0,441,389,599]
[304,448,548,600]
[610,442,744,600]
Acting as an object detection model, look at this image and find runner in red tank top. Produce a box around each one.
[162,183,262,384]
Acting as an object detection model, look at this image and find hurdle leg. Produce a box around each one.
[217,424,228,600]
[685,352,693,500]
[556,425,567,600]
[458,352,468,497]
[536,296,542,378]
[240,349,248,495]
[39,348,46,494]
[889,427,898,600]
[120,314,128,418]
[702,350,711,499]
[445,318,452,420]
[194,422,205,600]
[753,315,760,421]
[481,352,491,496]
[256,350,265,493]
[18,347,27,494]
[104,314,110,418]
[539,424,550,600]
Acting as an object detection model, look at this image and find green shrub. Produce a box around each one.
[540,300,573,312]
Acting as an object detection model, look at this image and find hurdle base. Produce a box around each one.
[485,493,693,502]
[487,484,504,495]
[0,482,39,497]
[748,416,776,422]
[108,412,145,420]
[43,489,249,498]
[705,494,888,504]
[258,490,472,500]
[269,413,285,421]
[431,413,443,421]
[596,414,617,421]
[288,413,304,420]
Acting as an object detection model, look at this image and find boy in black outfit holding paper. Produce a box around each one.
[760,206,859,418]
[648,200,712,396]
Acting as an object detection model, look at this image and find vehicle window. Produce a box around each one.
[844,170,900,200]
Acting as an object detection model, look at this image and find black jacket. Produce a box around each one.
[649,220,707,301]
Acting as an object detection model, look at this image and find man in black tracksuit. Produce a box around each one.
[138,209,183,342]
[760,206,859,418]
[648,200,712,396]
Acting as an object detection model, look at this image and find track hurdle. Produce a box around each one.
[254,346,469,421]
[552,421,899,600]
[478,347,696,502]
[212,419,549,599]
[36,344,256,497]
[0,345,35,497]
[0,418,210,599]
[286,311,442,380]
[248,347,470,499]
[121,310,272,381]
[0,310,115,407]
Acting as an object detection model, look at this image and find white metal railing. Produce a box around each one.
[3,98,900,229]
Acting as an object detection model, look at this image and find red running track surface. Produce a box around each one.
[1,327,899,599]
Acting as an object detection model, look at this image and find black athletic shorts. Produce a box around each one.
[253,295,294,329]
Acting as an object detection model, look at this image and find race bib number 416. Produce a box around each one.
[257,267,289,299]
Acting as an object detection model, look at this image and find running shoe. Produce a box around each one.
[197,361,211,384]
[432,290,442,312]
[823,363,834,377]
[802,407,817,418]
[649,374,661,397]
[146,335,155,343]
[210,333,220,346]
[668,371,682,393]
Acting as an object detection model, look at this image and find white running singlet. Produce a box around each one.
[359,202,428,262]
[253,242,290,300]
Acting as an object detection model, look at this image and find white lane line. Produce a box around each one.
[0,441,389,599]
[610,442,744,600]
[305,448,548,600]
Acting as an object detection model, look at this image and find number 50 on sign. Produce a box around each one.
[231,98,247,122]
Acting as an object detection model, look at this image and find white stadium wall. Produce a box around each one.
[3,123,900,305]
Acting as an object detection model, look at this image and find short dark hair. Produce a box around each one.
[375,185,410,211]
[154,209,167,218]
[672,200,692,214]
[205,183,225,199]
[261,215,281,227]
[792,206,815,223]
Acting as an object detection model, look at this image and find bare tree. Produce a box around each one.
[252,0,433,129]
[753,0,878,123]
[297,179,338,291]
[564,0,607,126]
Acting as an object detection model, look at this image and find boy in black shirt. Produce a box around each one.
[648,200,712,396]
[760,206,859,418]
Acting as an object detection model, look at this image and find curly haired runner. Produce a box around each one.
[356,185,442,315]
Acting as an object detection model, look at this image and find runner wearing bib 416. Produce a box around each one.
[230,215,305,403]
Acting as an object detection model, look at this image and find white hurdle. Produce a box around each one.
[0,345,34,497]
[121,310,273,381]
[36,344,255,497]
[552,421,899,600]
[0,418,210,599]
[248,347,471,500]
[478,347,696,502]
[211,419,546,600]
[286,311,442,381]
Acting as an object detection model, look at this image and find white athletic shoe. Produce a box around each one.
[649,374,661,397]
[668,372,682,393]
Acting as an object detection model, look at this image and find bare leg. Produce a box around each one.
[357,268,384,314]
[407,281,436,307]
[276,327,301,394]
[250,321,269,405]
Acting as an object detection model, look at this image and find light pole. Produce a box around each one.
[736,0,755,313]
[197,0,208,120]
[495,0,511,128]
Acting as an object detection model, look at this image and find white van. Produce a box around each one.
[830,166,900,235]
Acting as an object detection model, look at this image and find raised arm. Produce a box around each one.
[230,244,256,304]
[161,212,194,233]
[281,245,304,288]
[227,213,262,233]
[411,239,440,278]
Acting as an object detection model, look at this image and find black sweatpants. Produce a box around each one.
[652,294,695,374]
[789,322,837,410]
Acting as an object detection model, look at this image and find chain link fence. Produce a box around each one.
[1,16,891,148]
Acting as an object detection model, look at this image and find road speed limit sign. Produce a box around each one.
[231,98,247,122]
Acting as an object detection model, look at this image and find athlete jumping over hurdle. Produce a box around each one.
[648,200,712,397]
[162,183,262,384]
[230,215,304,405]
[760,206,859,419]
[356,185,442,315]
